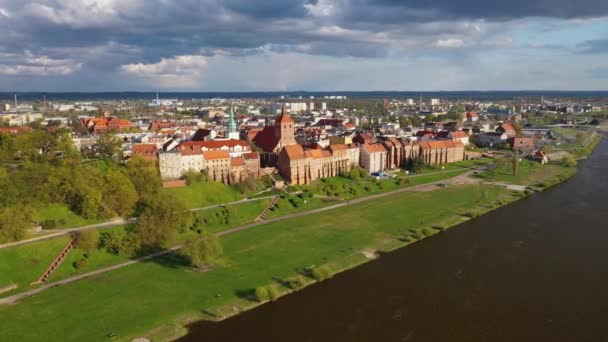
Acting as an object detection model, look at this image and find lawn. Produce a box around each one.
[475,159,575,186]
[295,168,470,201]
[0,226,132,299]
[32,203,105,230]
[164,181,244,209]
[0,184,515,342]
[0,236,72,296]
[551,127,590,141]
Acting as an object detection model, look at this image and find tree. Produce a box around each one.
[96,134,122,160]
[512,122,524,135]
[132,194,191,249]
[0,206,34,243]
[512,148,520,176]
[181,231,224,269]
[74,229,99,252]
[126,154,162,200]
[103,169,138,217]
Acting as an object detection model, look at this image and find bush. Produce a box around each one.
[183,170,209,185]
[99,230,126,255]
[290,275,307,289]
[180,232,224,269]
[267,284,280,301]
[73,258,87,269]
[40,220,58,230]
[421,227,437,236]
[560,155,577,167]
[73,229,99,252]
[255,286,269,302]
[311,266,333,282]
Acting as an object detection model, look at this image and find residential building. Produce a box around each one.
[449,131,470,146]
[131,143,158,162]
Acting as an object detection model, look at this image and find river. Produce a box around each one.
[178,137,607,342]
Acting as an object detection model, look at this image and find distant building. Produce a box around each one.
[131,144,159,162]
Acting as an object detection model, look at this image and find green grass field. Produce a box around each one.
[0,185,515,342]
[475,159,574,186]
[164,181,244,209]
[551,127,590,141]
[32,203,104,229]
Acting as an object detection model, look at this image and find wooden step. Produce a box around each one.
[31,238,76,285]
[256,197,280,221]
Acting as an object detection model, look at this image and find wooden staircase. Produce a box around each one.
[256,197,280,221]
[31,238,76,285]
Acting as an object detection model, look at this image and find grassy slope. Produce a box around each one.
[551,127,590,140]
[0,185,512,342]
[33,203,103,229]
[475,160,574,186]
[0,199,273,299]
[0,170,470,299]
[0,236,71,293]
[164,181,244,209]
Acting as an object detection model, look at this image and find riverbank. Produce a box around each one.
[0,140,601,341]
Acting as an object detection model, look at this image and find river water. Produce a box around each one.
[178,137,607,342]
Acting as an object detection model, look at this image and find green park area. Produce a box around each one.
[475,159,576,187]
[0,184,519,342]
[163,181,244,209]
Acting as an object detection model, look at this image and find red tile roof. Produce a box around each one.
[132,144,158,159]
[242,152,260,160]
[283,144,307,160]
[231,157,245,167]
[203,151,230,160]
[451,131,469,139]
[252,126,279,153]
[276,106,294,124]
[363,143,387,153]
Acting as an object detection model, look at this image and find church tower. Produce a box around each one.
[275,106,296,148]
[227,106,240,140]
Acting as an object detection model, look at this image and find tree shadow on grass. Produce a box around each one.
[234,288,257,302]
[139,251,190,270]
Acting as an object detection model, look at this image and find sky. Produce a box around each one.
[0,0,607,92]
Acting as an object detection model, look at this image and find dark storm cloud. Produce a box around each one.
[355,0,608,21]
[0,0,606,91]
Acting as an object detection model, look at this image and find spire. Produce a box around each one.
[227,106,238,135]
[276,105,294,124]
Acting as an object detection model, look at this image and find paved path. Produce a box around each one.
[0,168,485,305]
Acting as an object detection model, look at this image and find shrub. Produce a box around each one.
[73,258,87,269]
[560,155,577,167]
[40,220,58,230]
[421,227,437,236]
[267,284,280,301]
[312,266,333,282]
[99,230,126,255]
[255,286,269,302]
[290,275,307,289]
[73,229,99,252]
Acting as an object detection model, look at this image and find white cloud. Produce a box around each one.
[0,51,82,76]
[0,7,10,17]
[120,55,208,89]
[433,38,466,48]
